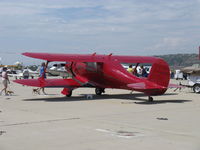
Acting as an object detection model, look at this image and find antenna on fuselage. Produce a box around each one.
[92,52,96,56]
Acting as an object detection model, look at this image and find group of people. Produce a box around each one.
[0,62,47,96]
[127,64,148,77]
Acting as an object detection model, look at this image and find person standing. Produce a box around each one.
[0,67,10,96]
[39,62,47,95]
[23,67,29,79]
[39,62,46,79]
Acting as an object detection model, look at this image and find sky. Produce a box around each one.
[0,0,200,65]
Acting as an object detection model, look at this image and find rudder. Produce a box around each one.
[147,58,170,95]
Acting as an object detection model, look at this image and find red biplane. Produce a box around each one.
[14,52,170,101]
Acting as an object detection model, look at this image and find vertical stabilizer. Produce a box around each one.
[147,58,170,95]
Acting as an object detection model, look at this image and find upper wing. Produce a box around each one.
[23,52,105,62]
[22,52,161,63]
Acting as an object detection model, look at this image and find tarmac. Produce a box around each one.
[0,78,200,150]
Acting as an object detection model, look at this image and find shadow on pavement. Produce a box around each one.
[134,99,191,105]
[23,93,191,104]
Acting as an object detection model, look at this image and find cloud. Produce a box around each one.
[153,37,188,50]
[0,0,199,35]
[0,0,200,64]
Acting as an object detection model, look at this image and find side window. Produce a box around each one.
[121,63,152,78]
[137,64,152,78]
[85,62,97,72]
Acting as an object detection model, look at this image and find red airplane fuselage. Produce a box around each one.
[66,56,170,96]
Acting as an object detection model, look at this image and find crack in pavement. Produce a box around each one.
[0,117,80,127]
[0,130,6,135]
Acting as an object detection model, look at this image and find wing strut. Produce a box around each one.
[133,63,139,75]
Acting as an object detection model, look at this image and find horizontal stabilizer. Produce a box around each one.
[127,82,165,90]
[168,83,184,88]
[13,78,81,88]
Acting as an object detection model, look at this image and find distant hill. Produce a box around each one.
[154,54,200,68]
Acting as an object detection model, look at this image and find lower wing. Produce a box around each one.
[13,78,81,88]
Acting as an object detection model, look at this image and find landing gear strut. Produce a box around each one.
[66,90,72,97]
[95,88,105,95]
[148,96,153,102]
[62,88,73,97]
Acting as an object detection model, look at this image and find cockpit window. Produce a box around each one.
[85,62,97,72]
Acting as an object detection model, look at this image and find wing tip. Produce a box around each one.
[22,52,30,56]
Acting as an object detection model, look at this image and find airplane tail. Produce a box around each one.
[146,58,170,95]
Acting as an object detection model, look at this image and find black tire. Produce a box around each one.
[95,88,103,95]
[148,96,153,102]
[193,84,200,93]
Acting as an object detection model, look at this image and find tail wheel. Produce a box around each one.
[66,90,72,97]
[95,88,105,95]
[148,96,153,102]
[193,84,200,93]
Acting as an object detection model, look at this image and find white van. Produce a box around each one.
[174,70,183,80]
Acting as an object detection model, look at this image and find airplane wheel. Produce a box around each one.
[193,84,200,93]
[95,88,104,95]
[148,96,153,102]
[66,91,72,97]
